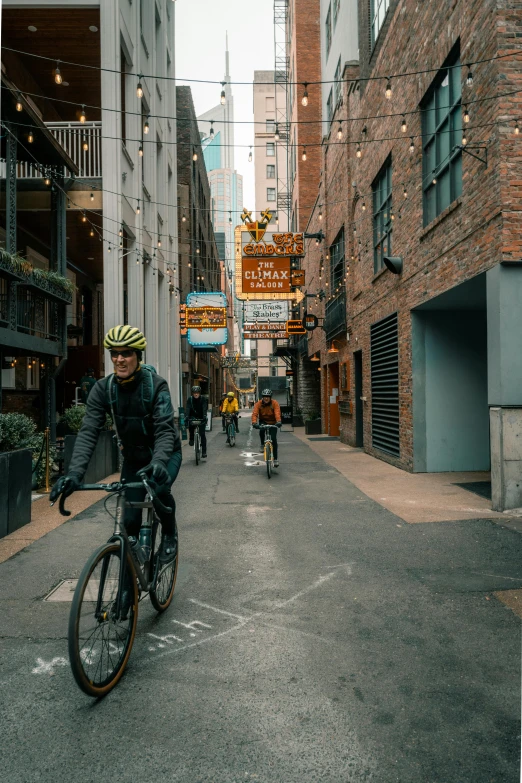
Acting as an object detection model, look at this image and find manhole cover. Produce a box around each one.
[44,578,119,602]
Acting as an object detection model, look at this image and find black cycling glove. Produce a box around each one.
[49,474,82,503]
[141,461,170,486]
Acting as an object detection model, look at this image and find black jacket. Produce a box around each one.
[186,395,208,423]
[68,370,181,479]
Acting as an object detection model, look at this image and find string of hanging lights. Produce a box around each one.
[4,44,514,90]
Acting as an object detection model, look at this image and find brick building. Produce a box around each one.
[176,86,229,411]
[298,0,522,511]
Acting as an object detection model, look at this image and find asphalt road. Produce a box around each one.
[1,421,521,782]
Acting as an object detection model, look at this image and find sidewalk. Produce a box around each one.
[293,430,519,526]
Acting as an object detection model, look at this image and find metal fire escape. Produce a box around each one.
[274,0,292,224]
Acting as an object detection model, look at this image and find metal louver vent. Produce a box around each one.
[370,312,399,456]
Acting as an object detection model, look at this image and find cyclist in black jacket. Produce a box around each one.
[186,386,208,458]
[50,325,181,563]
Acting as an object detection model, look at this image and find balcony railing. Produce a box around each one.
[324,290,347,342]
[0,122,102,179]
[17,288,60,341]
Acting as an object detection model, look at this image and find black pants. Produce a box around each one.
[260,426,278,459]
[189,421,207,453]
[224,414,239,433]
[121,457,177,537]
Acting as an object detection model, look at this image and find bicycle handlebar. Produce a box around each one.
[56,477,173,517]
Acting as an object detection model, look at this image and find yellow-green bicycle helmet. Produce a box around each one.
[103,325,147,351]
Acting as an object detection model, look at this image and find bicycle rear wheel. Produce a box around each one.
[68,542,138,697]
[149,520,179,612]
[265,441,273,479]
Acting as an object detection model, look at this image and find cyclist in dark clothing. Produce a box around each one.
[79,367,96,403]
[186,386,208,458]
[50,325,181,563]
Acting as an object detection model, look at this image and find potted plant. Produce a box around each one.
[0,413,40,538]
[62,406,117,483]
[304,410,322,435]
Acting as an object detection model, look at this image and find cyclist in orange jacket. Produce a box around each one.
[252,389,282,467]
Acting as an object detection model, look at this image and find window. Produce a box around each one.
[325,4,332,57]
[334,57,342,105]
[266,164,276,179]
[371,0,390,46]
[421,50,462,226]
[266,142,275,157]
[372,157,392,273]
[333,0,341,28]
[267,187,276,202]
[330,227,345,289]
[326,89,334,125]
[266,119,276,133]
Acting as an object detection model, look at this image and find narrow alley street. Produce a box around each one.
[1,420,520,782]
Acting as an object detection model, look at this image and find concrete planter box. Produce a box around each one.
[64,431,118,484]
[0,448,32,539]
[305,419,322,435]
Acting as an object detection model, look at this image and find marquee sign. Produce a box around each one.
[235,225,305,303]
[244,300,289,322]
[185,306,227,330]
[186,292,228,346]
[286,320,307,336]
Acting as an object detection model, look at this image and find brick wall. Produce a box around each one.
[299,0,522,469]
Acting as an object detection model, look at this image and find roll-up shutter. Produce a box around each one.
[370,312,399,456]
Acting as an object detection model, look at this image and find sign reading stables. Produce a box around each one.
[242,257,291,293]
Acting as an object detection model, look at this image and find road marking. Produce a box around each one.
[32,657,68,675]
[189,599,247,621]
[171,619,212,631]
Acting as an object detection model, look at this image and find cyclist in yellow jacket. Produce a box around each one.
[222,391,239,439]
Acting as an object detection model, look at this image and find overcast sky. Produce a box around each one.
[175,0,275,211]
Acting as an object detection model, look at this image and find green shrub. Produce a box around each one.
[304,410,320,421]
[61,405,113,433]
[0,413,55,488]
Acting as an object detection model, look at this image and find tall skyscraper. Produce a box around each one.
[198,38,244,350]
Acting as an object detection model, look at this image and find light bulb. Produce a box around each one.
[54,64,62,85]
[403,186,407,198]
[409,137,415,153]
[337,123,343,140]
[108,245,111,253]
[248,147,252,162]
[516,121,520,135]
[90,192,94,201]
[28,132,34,143]
[302,83,309,106]
[463,106,470,123]
[192,148,198,161]
[44,176,51,186]
[158,237,162,247]
[466,67,473,86]
[90,228,94,237]
[362,200,366,211]
[302,146,307,161]
[82,139,89,151]
[16,100,23,112]
[79,105,86,123]
[139,145,143,157]
[385,79,392,99]
[182,214,186,222]
[462,132,467,146]
[144,118,150,134]
[209,122,214,140]
[319,208,323,221]
[136,202,141,215]
[356,144,361,158]
[119,227,123,237]
[137,80,143,98]
[401,116,407,132]
[82,213,87,223]
[220,83,226,105]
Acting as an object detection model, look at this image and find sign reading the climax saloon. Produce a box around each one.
[242,257,291,293]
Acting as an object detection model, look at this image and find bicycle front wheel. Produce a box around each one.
[195,432,200,465]
[265,441,273,479]
[68,542,138,697]
[228,423,235,447]
[150,521,179,612]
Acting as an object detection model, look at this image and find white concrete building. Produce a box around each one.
[2,0,182,407]
[320,0,358,132]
